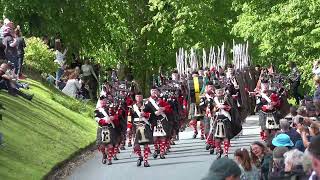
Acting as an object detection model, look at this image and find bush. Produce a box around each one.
[25,37,57,74]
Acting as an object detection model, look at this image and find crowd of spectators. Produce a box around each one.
[0,18,32,101]
[42,38,100,101]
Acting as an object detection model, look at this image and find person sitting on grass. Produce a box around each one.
[0,63,33,100]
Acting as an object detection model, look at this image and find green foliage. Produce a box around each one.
[24,37,56,73]
[0,79,96,180]
[232,0,320,94]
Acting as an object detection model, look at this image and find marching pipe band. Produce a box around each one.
[94,63,290,167]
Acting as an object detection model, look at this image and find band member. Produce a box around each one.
[251,79,281,142]
[225,64,241,109]
[144,87,173,159]
[289,62,302,105]
[130,92,153,167]
[200,81,216,154]
[212,84,233,159]
[95,98,120,165]
[188,71,205,139]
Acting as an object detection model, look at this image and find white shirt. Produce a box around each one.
[54,50,67,67]
[62,79,81,98]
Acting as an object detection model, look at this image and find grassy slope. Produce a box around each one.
[0,79,97,180]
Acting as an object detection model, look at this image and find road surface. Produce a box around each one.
[68,116,260,180]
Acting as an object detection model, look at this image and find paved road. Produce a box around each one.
[68,116,260,180]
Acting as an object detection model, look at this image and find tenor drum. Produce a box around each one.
[188,76,204,105]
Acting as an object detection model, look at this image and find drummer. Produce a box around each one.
[188,71,205,140]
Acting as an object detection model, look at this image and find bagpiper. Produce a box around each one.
[212,83,235,159]
[144,87,173,159]
[250,76,281,142]
[129,92,153,167]
[200,81,216,154]
[95,96,121,165]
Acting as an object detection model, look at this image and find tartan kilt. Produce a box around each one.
[134,123,153,145]
[96,126,118,146]
[258,110,280,130]
[204,116,211,135]
[212,115,233,139]
[188,103,204,120]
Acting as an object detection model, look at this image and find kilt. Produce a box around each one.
[134,123,153,145]
[96,126,118,146]
[212,115,233,139]
[188,103,204,120]
[258,110,280,130]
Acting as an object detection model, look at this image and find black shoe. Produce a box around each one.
[153,152,158,159]
[193,132,198,139]
[206,144,211,150]
[224,154,229,158]
[160,154,166,159]
[128,142,132,147]
[209,148,215,155]
[107,161,112,165]
[144,162,150,167]
[120,146,125,150]
[113,156,119,160]
[216,153,222,159]
[102,154,107,164]
[200,136,205,140]
[137,157,143,167]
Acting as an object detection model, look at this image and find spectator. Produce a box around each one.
[202,158,241,180]
[2,20,19,75]
[305,135,320,179]
[279,119,301,145]
[54,41,68,88]
[283,149,307,179]
[289,62,302,105]
[312,59,320,76]
[301,122,320,149]
[268,146,288,179]
[297,106,307,117]
[14,26,26,79]
[302,150,313,176]
[42,35,50,48]
[250,141,272,180]
[70,53,82,69]
[81,59,98,100]
[313,75,320,105]
[0,63,33,100]
[272,134,294,149]
[62,72,81,98]
[234,148,260,180]
[0,20,5,61]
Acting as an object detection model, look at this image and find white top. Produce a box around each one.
[54,49,67,67]
[313,67,320,76]
[62,79,81,98]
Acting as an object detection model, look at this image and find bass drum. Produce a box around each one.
[188,76,204,105]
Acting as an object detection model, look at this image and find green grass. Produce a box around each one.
[0,79,97,180]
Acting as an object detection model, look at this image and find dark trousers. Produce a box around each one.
[291,81,302,104]
[18,56,24,75]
